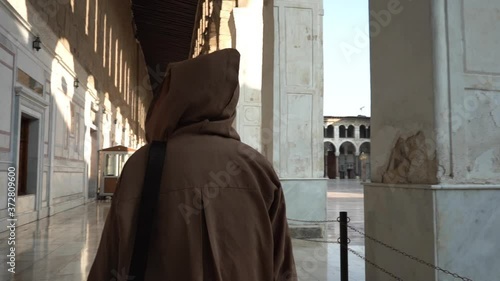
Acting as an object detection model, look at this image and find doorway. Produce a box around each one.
[18,116,30,195]
[18,114,40,196]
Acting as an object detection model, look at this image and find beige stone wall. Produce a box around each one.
[23,0,152,146]
[0,0,152,224]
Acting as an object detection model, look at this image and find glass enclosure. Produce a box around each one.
[97,146,135,198]
[104,153,131,176]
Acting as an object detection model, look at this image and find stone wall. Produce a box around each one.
[0,0,152,230]
[22,0,152,145]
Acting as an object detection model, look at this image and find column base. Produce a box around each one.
[281,178,327,238]
[364,182,500,281]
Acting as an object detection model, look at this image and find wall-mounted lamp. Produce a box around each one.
[32,36,41,51]
[74,78,79,88]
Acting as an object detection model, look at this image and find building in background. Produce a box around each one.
[0,0,152,229]
[323,116,370,180]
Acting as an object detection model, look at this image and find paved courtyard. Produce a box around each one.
[0,179,366,281]
[326,179,365,245]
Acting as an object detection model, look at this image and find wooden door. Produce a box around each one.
[18,116,30,195]
[327,151,336,179]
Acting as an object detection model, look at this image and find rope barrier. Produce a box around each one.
[289,217,475,281]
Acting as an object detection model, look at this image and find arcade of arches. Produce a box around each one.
[323,116,371,180]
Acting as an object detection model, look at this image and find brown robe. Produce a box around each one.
[88,49,297,281]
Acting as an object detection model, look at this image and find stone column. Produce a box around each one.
[366,0,500,280]
[354,152,359,178]
[262,0,326,238]
[334,125,339,139]
[335,151,340,179]
[233,3,263,151]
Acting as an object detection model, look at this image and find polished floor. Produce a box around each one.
[326,179,365,245]
[0,180,366,281]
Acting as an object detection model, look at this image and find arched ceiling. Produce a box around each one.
[131,0,199,92]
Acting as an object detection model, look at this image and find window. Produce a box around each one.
[17,69,43,96]
[326,125,334,138]
[339,125,346,138]
[347,125,355,138]
[360,125,367,138]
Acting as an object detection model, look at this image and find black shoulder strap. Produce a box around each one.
[128,141,167,281]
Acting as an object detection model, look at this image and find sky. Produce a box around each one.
[323,0,371,117]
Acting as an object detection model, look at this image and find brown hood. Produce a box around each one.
[145,49,241,142]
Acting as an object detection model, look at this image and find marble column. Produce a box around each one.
[366,0,500,280]
[233,3,263,151]
[335,152,340,179]
[354,152,359,178]
[262,0,326,238]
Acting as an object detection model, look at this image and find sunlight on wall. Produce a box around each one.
[7,0,27,19]
[86,75,96,90]
[237,20,263,90]
[51,38,76,129]
[6,0,31,44]
[102,93,111,148]
[114,38,118,88]
[103,15,107,68]
[85,0,90,35]
[94,0,99,52]
[119,49,123,93]
[108,27,112,76]
[115,107,122,145]
[124,119,130,147]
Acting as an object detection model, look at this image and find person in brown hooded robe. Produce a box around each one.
[87,48,297,281]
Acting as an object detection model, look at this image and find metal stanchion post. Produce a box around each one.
[340,211,348,281]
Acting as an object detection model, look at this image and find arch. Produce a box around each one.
[324,141,335,154]
[339,125,346,138]
[324,141,337,179]
[359,141,371,154]
[360,125,367,138]
[326,125,334,138]
[339,141,356,155]
[338,141,356,179]
[347,125,355,138]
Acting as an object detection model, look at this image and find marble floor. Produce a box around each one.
[0,179,366,281]
[326,179,365,245]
